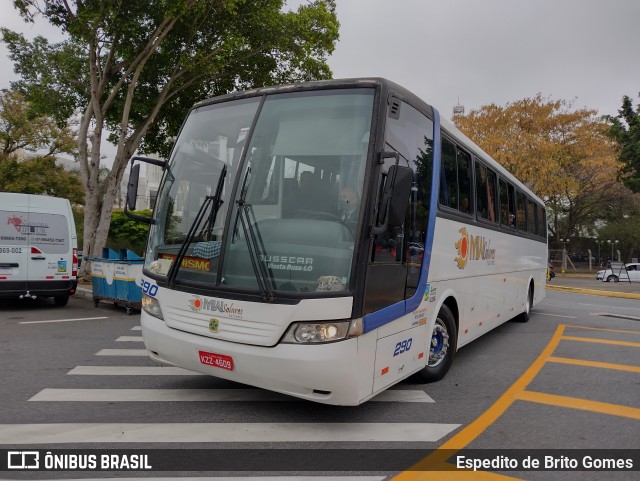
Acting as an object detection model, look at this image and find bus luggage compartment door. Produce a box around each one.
[372,325,427,392]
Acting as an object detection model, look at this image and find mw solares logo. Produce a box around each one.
[454,227,496,269]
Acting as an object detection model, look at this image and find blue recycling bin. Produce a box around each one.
[91,248,144,314]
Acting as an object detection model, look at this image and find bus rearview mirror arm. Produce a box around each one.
[124,156,167,224]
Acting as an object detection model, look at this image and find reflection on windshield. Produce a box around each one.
[145,97,261,284]
[145,89,374,295]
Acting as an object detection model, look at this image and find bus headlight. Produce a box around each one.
[142,294,164,320]
[282,319,362,344]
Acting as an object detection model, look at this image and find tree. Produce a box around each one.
[3,0,339,276]
[453,95,623,243]
[107,209,152,254]
[608,93,640,192]
[0,89,76,156]
[0,154,84,204]
[0,89,82,203]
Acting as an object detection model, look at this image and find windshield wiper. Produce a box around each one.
[167,164,227,287]
[233,167,276,302]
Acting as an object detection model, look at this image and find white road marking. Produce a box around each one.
[590,312,640,321]
[30,388,434,403]
[115,336,145,342]
[5,478,385,481]
[575,302,640,312]
[131,326,142,330]
[0,422,460,443]
[95,349,149,356]
[19,316,109,325]
[533,311,577,319]
[68,366,202,376]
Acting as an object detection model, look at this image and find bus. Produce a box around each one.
[125,78,547,405]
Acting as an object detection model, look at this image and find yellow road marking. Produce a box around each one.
[564,324,640,335]
[408,464,519,480]
[548,356,640,373]
[515,391,640,420]
[391,323,640,480]
[389,325,567,480]
[561,336,640,348]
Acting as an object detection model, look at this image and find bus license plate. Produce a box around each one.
[198,350,233,371]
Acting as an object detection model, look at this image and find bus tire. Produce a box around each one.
[416,304,457,383]
[517,284,533,322]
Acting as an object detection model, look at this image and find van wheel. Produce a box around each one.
[416,304,457,383]
[54,295,69,307]
[517,284,533,322]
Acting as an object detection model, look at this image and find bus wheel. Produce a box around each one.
[517,284,533,322]
[416,304,457,383]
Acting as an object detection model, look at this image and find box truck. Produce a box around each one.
[0,193,78,305]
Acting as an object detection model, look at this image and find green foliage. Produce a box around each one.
[3,0,339,157]
[107,209,152,254]
[0,89,77,155]
[72,205,84,249]
[0,153,85,204]
[608,93,640,192]
[598,214,640,262]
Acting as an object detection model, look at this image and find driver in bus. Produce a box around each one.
[339,185,360,223]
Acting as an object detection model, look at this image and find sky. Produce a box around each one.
[1,0,639,149]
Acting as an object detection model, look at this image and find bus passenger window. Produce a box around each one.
[537,206,546,238]
[475,162,485,218]
[527,199,536,235]
[516,191,527,231]
[439,138,457,209]
[457,148,472,214]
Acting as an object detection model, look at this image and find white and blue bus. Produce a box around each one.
[126,78,547,405]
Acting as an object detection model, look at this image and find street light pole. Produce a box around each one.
[607,239,619,262]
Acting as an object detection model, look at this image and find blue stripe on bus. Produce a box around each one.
[406,108,441,312]
[363,108,442,333]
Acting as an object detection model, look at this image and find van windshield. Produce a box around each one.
[145,88,374,294]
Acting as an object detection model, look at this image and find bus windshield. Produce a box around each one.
[145,88,375,294]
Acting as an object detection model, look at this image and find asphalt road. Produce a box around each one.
[0,288,638,480]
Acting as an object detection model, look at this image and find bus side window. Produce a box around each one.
[476,162,497,223]
[499,178,509,227]
[439,138,457,209]
[456,148,472,214]
[527,198,536,235]
[537,205,546,238]
[516,190,527,231]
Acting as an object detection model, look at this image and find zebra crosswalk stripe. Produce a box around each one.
[0,422,460,444]
[29,388,434,403]
[96,349,149,356]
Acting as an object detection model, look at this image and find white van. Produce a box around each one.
[0,193,78,305]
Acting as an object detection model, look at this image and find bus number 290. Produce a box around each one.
[141,280,158,297]
[393,338,412,356]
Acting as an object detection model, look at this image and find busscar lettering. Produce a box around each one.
[260,254,313,266]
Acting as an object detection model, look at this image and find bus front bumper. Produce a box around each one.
[141,313,365,405]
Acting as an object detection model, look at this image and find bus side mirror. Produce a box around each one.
[124,156,167,224]
[126,164,141,211]
[387,165,412,227]
[372,164,412,235]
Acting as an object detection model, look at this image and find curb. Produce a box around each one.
[546,284,640,300]
[74,286,93,300]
